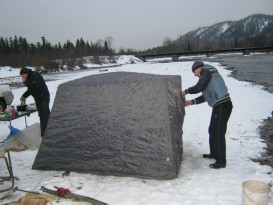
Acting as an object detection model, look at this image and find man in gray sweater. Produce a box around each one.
[182,61,233,169]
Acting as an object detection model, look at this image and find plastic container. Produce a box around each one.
[11,109,17,118]
[242,180,273,205]
[6,105,14,114]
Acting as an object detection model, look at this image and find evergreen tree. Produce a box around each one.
[76,38,81,56]
[4,38,10,53]
[187,39,191,51]
[0,37,6,55]
[19,36,28,54]
[104,40,108,54]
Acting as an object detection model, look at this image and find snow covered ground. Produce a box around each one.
[1,59,273,204]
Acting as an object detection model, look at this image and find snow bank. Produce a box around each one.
[0,60,272,205]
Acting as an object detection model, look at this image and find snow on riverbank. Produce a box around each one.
[1,60,273,205]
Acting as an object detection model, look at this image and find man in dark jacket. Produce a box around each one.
[182,61,233,169]
[20,67,50,137]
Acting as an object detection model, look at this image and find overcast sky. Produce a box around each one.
[1,0,273,50]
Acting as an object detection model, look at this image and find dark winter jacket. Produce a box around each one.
[185,64,230,107]
[22,69,50,102]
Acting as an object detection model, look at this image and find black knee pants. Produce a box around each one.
[36,100,50,137]
[208,100,233,164]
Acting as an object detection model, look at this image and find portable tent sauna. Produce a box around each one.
[32,72,185,179]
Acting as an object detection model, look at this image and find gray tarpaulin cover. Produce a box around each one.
[32,72,185,179]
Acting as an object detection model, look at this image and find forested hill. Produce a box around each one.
[144,14,273,54]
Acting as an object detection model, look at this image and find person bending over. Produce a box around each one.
[182,61,233,169]
[20,67,50,137]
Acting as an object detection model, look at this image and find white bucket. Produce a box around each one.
[242,180,273,205]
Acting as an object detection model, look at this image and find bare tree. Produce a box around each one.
[162,37,173,47]
[96,39,104,48]
[118,47,125,54]
[105,36,114,49]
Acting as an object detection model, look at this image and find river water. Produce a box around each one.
[208,53,273,168]
[207,53,273,92]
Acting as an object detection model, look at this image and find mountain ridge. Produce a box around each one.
[179,14,273,50]
[144,14,273,54]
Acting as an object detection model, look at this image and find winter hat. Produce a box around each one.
[20,67,29,75]
[192,61,204,72]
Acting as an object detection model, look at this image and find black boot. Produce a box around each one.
[209,161,226,169]
[203,154,214,159]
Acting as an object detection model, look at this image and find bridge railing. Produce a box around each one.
[136,46,273,61]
